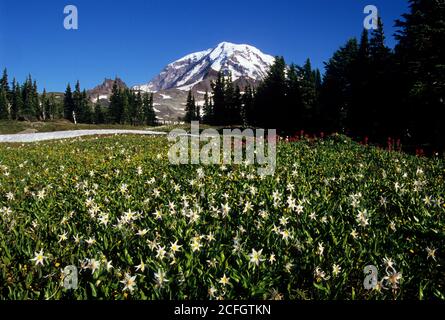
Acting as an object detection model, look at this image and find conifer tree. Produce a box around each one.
[300,59,318,131]
[80,89,92,123]
[368,17,395,141]
[134,91,143,125]
[231,85,242,125]
[346,29,371,138]
[72,81,83,122]
[143,93,156,126]
[394,0,445,150]
[109,80,122,124]
[184,90,197,122]
[202,91,213,124]
[21,75,37,119]
[254,56,287,131]
[319,39,358,133]
[126,89,136,125]
[0,68,9,92]
[0,69,9,119]
[211,72,226,125]
[121,89,131,124]
[224,74,235,125]
[284,64,302,133]
[0,87,9,119]
[0,69,10,113]
[194,96,201,121]
[94,98,104,124]
[11,79,22,120]
[63,83,75,121]
[241,85,255,127]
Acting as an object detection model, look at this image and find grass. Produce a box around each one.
[0,134,443,300]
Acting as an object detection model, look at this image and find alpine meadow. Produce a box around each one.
[0,0,444,303]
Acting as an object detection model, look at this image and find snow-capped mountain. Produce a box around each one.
[133,42,275,92]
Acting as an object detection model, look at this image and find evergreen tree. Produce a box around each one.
[126,89,136,125]
[11,79,22,120]
[300,59,318,131]
[231,85,242,125]
[319,39,358,133]
[32,80,40,119]
[134,91,144,125]
[315,69,322,92]
[0,87,9,119]
[109,80,122,124]
[394,0,445,150]
[194,96,201,121]
[0,69,10,119]
[72,81,83,122]
[94,98,104,124]
[284,64,303,134]
[211,72,226,125]
[313,69,323,130]
[241,85,255,127]
[224,74,235,125]
[143,93,156,126]
[368,17,395,141]
[63,83,75,121]
[0,68,9,92]
[202,91,213,124]
[347,29,371,138]
[121,89,130,124]
[254,56,287,132]
[79,89,92,123]
[184,90,197,122]
[21,75,37,119]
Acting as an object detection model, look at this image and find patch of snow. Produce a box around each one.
[171,49,212,65]
[0,130,165,143]
[159,94,172,99]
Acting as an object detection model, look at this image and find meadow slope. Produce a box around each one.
[0,134,443,300]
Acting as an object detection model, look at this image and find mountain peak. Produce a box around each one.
[134,42,275,92]
[88,77,127,101]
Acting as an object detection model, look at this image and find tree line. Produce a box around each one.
[0,74,157,126]
[63,80,157,126]
[188,0,444,152]
[0,72,63,121]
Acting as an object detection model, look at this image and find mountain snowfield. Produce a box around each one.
[133,42,275,92]
[87,42,275,122]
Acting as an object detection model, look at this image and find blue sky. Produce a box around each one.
[0,0,408,92]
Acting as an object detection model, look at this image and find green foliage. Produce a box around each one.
[184,90,198,122]
[63,83,75,121]
[394,0,445,150]
[143,93,157,126]
[0,135,443,299]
